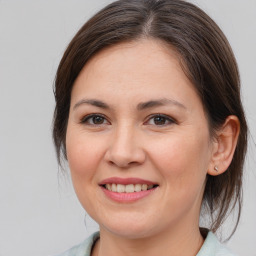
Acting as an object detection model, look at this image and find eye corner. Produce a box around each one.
[80,113,110,126]
[144,113,177,127]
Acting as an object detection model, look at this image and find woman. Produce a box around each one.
[53,0,247,255]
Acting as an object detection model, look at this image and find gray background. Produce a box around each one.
[0,1,255,255]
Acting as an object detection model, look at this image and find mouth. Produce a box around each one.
[99,177,159,202]
[101,183,158,193]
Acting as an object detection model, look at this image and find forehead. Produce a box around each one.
[71,39,202,111]
[83,38,182,76]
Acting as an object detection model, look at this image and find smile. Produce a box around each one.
[99,177,159,202]
[103,183,157,193]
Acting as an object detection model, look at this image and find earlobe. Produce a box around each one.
[208,115,240,176]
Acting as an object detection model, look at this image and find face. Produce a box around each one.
[66,39,215,239]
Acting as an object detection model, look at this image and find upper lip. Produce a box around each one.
[99,177,158,186]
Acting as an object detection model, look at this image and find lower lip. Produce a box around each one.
[101,186,157,203]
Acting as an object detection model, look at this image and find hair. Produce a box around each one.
[52,0,247,239]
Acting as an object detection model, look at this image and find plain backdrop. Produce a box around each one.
[0,1,255,256]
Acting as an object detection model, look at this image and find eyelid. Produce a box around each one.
[144,114,177,126]
[80,113,110,125]
[79,113,176,126]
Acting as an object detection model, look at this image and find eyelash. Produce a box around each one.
[145,114,176,126]
[80,114,109,126]
[80,113,176,126]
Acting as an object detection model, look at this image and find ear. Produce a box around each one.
[208,115,240,176]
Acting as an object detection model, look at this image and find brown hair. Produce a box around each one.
[52,0,247,239]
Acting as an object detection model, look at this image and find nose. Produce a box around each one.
[104,125,146,168]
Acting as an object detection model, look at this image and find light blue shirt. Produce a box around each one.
[57,231,237,256]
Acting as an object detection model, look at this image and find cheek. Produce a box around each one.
[148,134,210,216]
[148,133,210,189]
[66,128,105,181]
[65,128,107,213]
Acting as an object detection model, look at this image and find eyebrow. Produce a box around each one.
[73,98,186,111]
[137,98,186,110]
[73,99,109,110]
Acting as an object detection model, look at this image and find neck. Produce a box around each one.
[92,223,204,256]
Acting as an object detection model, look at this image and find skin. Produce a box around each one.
[65,39,239,256]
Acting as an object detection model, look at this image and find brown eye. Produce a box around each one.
[92,116,105,124]
[146,114,175,126]
[153,116,167,125]
[81,114,109,125]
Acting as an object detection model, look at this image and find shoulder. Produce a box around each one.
[55,230,236,256]
[55,232,100,256]
[197,231,237,256]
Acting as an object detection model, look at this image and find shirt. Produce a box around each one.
[56,231,237,256]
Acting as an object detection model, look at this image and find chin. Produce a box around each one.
[97,213,160,239]
[103,224,155,239]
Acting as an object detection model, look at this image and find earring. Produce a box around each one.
[214,166,219,172]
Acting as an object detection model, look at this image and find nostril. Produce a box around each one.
[108,161,115,165]
[104,144,146,168]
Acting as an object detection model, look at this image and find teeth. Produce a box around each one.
[134,184,142,192]
[125,184,134,193]
[148,184,153,189]
[104,184,155,193]
[142,184,147,191]
[111,184,117,192]
[117,184,125,193]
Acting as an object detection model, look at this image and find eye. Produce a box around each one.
[146,114,175,126]
[80,114,109,125]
